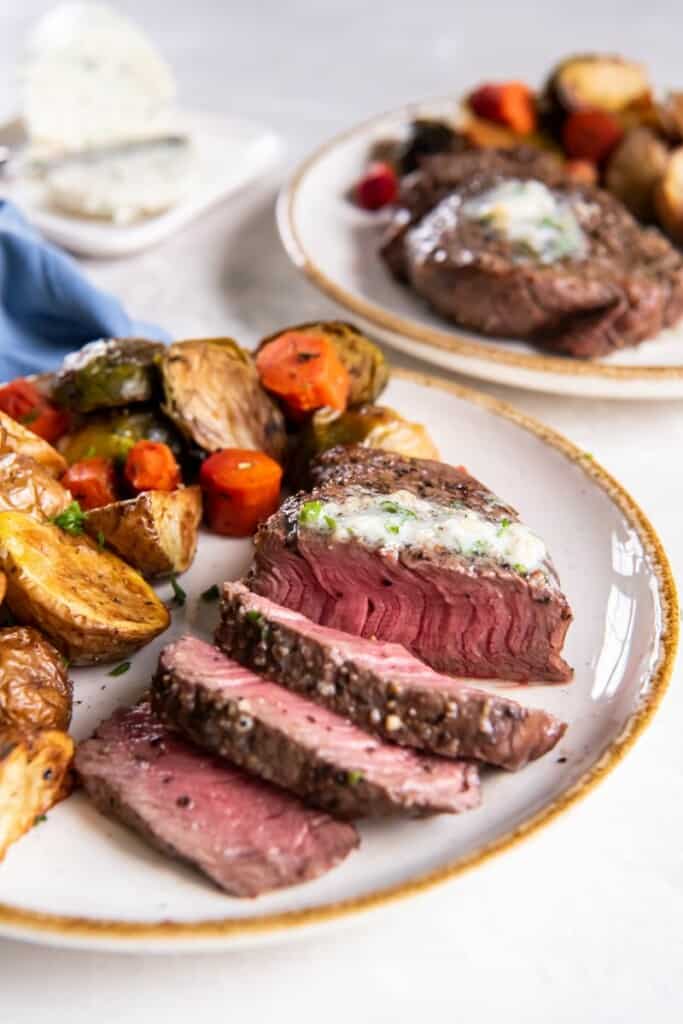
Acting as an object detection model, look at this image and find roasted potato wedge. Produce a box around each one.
[53,338,164,413]
[258,322,389,407]
[0,511,170,664]
[605,127,669,220]
[291,404,439,487]
[84,486,202,578]
[0,627,72,732]
[542,54,651,118]
[0,728,73,860]
[0,448,71,521]
[0,411,67,478]
[657,92,683,143]
[655,147,683,243]
[161,338,286,460]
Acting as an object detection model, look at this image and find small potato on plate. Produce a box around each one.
[84,486,202,578]
[0,411,67,478]
[0,626,72,732]
[0,447,71,521]
[654,147,683,243]
[0,511,170,664]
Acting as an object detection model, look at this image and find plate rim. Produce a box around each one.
[0,367,677,949]
[277,97,683,385]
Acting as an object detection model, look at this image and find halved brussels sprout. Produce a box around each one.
[161,338,286,460]
[291,404,438,487]
[258,322,389,407]
[60,407,184,465]
[54,338,164,414]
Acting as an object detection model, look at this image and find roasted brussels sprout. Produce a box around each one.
[291,404,439,487]
[0,627,72,732]
[0,728,73,860]
[398,119,462,174]
[53,338,164,414]
[654,147,683,243]
[541,54,652,122]
[60,407,184,465]
[161,338,286,460]
[605,127,669,220]
[84,486,202,578]
[0,411,67,478]
[258,322,389,407]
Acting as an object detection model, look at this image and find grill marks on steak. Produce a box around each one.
[74,700,358,897]
[217,583,566,770]
[249,447,573,684]
[152,637,481,819]
[380,148,683,358]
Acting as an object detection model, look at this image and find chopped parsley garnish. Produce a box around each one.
[512,563,528,576]
[96,530,105,549]
[380,500,417,519]
[471,540,489,556]
[170,574,186,606]
[245,609,262,624]
[201,584,221,602]
[386,523,400,535]
[497,517,511,536]
[347,770,364,786]
[582,452,594,461]
[299,500,323,525]
[51,501,87,535]
[109,661,131,677]
[33,814,47,825]
[84,445,97,458]
[323,515,336,530]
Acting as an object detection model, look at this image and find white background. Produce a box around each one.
[0,1,681,1020]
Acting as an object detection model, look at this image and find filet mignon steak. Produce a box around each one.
[152,637,481,819]
[216,582,566,770]
[75,699,358,897]
[380,149,683,358]
[248,446,573,683]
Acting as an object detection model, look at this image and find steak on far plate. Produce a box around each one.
[152,636,481,819]
[248,446,573,684]
[74,699,359,897]
[216,582,566,771]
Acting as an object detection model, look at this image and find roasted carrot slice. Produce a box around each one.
[0,379,69,444]
[199,449,282,537]
[124,441,181,493]
[468,82,537,135]
[255,331,350,419]
[562,109,623,163]
[61,457,118,510]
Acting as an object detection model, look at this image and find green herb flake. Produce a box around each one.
[245,609,262,624]
[323,515,336,530]
[51,501,87,536]
[84,445,97,458]
[109,661,131,677]
[380,500,416,519]
[582,452,594,461]
[96,530,106,549]
[347,770,364,786]
[512,563,528,576]
[170,574,186,606]
[201,584,221,602]
[497,517,511,537]
[386,523,400,535]
[33,814,47,826]
[299,500,323,525]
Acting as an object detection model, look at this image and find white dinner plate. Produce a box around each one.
[0,369,676,952]
[277,98,683,399]
[0,109,281,257]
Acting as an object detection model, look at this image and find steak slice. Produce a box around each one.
[380,149,683,358]
[216,583,566,770]
[248,447,573,684]
[75,699,358,897]
[152,637,481,819]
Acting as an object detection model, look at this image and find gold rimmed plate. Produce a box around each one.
[0,369,676,952]
[277,98,683,399]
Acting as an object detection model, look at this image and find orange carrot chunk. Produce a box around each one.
[61,457,117,510]
[255,331,350,419]
[199,449,282,537]
[124,441,181,493]
[468,82,537,135]
[562,110,623,164]
[0,379,70,444]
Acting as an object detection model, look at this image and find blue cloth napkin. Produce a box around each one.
[0,200,169,380]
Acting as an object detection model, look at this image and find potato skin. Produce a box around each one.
[84,486,202,578]
[0,412,67,478]
[605,127,670,221]
[0,627,72,732]
[0,511,170,665]
[0,448,71,521]
[542,54,651,117]
[0,728,73,860]
[654,147,683,243]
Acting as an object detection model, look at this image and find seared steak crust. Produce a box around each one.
[381,148,683,358]
[249,447,573,683]
[217,583,567,770]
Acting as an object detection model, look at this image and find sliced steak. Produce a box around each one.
[216,583,566,770]
[248,447,573,684]
[75,699,358,897]
[380,149,683,358]
[152,637,481,819]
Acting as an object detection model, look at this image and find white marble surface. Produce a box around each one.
[0,1,682,1020]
